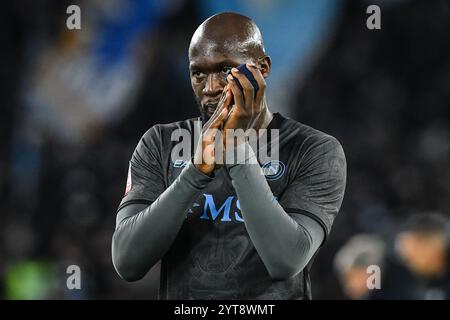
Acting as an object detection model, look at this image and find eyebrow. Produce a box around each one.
[189,59,240,71]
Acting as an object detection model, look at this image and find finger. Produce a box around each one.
[216,85,229,106]
[209,107,228,130]
[246,63,266,107]
[231,67,255,112]
[221,89,234,123]
[213,91,232,130]
[203,90,229,131]
[231,67,258,128]
[216,85,231,113]
[222,87,232,113]
[227,74,245,115]
[231,68,258,129]
[203,108,228,141]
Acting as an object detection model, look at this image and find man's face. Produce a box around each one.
[189,49,253,122]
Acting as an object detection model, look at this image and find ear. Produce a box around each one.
[258,56,272,79]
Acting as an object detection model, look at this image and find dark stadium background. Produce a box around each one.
[0,0,449,299]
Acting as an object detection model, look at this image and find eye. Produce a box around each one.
[221,66,232,75]
[191,70,205,81]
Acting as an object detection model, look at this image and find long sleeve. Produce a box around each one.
[112,161,213,281]
[227,142,325,280]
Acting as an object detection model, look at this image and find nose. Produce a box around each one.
[202,73,225,97]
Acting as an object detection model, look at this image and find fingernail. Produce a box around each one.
[232,68,239,73]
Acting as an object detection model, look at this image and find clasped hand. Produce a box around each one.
[194,63,267,175]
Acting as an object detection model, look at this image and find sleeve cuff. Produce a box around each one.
[179,160,214,189]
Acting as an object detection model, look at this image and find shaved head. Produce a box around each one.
[189,12,266,61]
[188,12,271,122]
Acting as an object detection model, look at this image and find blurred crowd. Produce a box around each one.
[295,0,450,298]
[0,0,449,299]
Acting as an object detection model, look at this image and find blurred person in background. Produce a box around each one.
[334,234,386,300]
[378,213,450,299]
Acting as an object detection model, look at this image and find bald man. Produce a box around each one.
[112,12,347,299]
